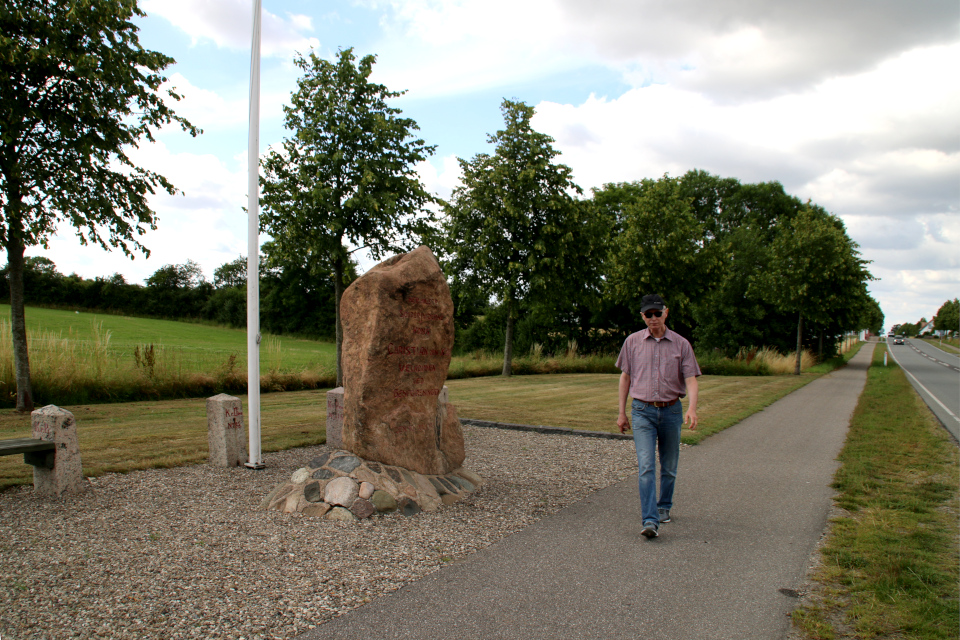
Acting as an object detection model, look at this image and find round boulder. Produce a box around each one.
[324,476,360,507]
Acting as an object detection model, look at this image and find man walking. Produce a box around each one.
[616,294,701,539]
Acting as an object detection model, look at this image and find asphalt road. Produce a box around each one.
[887,338,960,441]
[299,343,874,640]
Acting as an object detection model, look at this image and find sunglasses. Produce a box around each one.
[643,310,663,319]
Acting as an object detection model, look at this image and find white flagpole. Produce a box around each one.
[245,0,264,469]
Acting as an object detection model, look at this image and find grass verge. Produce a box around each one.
[918,336,959,355]
[447,372,816,445]
[791,344,960,639]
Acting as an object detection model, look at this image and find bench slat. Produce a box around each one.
[0,438,56,456]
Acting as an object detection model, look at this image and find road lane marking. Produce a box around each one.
[888,346,960,425]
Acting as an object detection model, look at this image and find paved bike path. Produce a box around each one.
[300,343,875,640]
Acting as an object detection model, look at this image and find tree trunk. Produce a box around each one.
[818,331,823,361]
[333,252,345,388]
[5,237,34,412]
[502,289,515,377]
[794,312,803,376]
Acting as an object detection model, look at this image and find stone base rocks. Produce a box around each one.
[261,450,482,521]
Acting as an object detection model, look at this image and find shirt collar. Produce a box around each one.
[641,327,674,341]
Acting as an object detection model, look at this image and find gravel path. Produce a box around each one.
[0,426,641,640]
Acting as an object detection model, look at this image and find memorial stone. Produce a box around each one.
[340,246,465,475]
[206,394,246,467]
[31,405,89,497]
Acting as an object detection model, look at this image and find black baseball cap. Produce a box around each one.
[640,294,666,313]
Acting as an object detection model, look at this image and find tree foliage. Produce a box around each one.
[0,0,197,409]
[260,47,435,385]
[444,99,595,375]
[934,298,959,334]
[762,205,873,372]
[603,175,717,337]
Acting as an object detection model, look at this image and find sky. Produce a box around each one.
[29,0,959,331]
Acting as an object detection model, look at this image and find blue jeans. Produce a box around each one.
[631,398,683,526]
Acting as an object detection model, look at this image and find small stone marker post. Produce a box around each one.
[31,405,89,497]
[326,387,344,449]
[207,394,246,467]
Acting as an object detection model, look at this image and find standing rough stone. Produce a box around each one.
[31,405,89,497]
[206,394,246,467]
[340,246,466,475]
[326,387,344,449]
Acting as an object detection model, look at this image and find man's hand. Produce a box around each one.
[684,408,698,430]
[617,413,630,434]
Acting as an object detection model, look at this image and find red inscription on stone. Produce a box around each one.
[226,417,243,430]
[398,362,438,373]
[387,343,418,356]
[34,419,54,441]
[407,295,438,306]
[326,398,344,421]
[391,422,412,434]
[225,406,243,418]
[392,388,441,399]
[399,309,444,322]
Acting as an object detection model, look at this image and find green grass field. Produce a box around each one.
[2,304,848,408]
[3,304,338,374]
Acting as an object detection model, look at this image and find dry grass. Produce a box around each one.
[0,390,328,490]
[736,346,818,374]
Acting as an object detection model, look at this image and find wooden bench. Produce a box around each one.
[0,437,56,469]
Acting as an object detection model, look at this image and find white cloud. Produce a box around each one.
[556,0,959,100]
[357,0,592,97]
[416,155,463,201]
[159,72,293,135]
[30,142,249,284]
[160,73,249,130]
[142,0,319,58]
[531,44,960,209]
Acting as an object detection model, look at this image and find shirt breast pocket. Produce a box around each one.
[667,354,682,381]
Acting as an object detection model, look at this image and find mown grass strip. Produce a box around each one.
[1,366,823,491]
[791,344,960,640]
[447,372,816,445]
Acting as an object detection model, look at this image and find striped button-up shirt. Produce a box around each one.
[616,328,701,402]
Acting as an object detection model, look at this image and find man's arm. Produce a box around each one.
[684,376,699,430]
[617,372,631,433]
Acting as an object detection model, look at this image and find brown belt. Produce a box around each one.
[640,399,678,408]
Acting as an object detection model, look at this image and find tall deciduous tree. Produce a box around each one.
[604,176,717,337]
[764,206,873,374]
[444,99,589,376]
[934,298,959,334]
[0,0,198,410]
[260,48,436,386]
